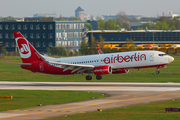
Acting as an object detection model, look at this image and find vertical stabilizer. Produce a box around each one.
[13,31,45,63]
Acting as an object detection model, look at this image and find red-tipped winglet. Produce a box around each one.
[98,46,103,54]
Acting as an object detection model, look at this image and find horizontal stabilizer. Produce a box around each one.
[2,62,32,66]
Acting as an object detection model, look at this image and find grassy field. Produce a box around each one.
[46,99,180,120]
[0,90,105,112]
[0,55,179,82]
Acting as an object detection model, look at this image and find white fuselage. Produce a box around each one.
[44,50,173,70]
[13,31,175,80]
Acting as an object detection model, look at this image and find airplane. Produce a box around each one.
[6,31,174,80]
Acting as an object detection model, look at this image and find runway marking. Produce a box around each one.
[50,92,180,111]
[0,111,45,119]
[1,91,180,119]
[10,110,86,113]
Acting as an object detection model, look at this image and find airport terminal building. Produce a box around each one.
[86,30,180,45]
[0,18,85,52]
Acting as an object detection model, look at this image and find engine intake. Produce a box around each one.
[94,65,112,75]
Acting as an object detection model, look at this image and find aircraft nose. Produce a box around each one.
[168,56,174,63]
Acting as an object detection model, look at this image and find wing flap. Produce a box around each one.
[46,61,94,68]
[46,61,94,73]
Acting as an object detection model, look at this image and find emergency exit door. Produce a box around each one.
[150,53,154,61]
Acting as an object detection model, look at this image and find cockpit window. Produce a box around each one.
[159,54,167,56]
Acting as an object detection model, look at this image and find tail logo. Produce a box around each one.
[16,37,31,58]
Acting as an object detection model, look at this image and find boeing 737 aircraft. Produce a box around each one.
[7,31,174,80]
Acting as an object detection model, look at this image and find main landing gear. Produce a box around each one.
[96,75,102,80]
[85,75,102,80]
[86,75,92,80]
[156,69,160,74]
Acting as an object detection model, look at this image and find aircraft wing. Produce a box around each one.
[46,61,94,73]
[2,62,32,66]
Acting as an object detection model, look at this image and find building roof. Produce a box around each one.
[75,6,84,12]
[87,30,180,33]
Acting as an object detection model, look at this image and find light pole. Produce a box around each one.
[153,32,154,50]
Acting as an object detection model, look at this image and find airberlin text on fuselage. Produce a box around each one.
[104,53,146,64]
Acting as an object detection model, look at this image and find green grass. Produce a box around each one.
[45,99,180,120]
[0,55,180,82]
[0,90,106,112]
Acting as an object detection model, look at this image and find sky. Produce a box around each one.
[0,0,180,18]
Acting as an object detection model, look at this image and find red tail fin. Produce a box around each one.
[98,46,103,54]
[13,31,45,63]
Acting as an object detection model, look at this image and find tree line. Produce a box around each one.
[85,11,180,31]
[46,35,135,56]
[46,46,79,56]
[99,16,180,31]
[152,16,180,30]
[45,36,108,56]
[45,35,111,56]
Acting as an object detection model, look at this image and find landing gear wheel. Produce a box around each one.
[96,75,102,80]
[86,75,92,80]
[156,69,160,74]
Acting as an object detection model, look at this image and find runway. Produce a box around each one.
[1,82,180,120]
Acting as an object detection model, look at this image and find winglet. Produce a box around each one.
[98,46,103,54]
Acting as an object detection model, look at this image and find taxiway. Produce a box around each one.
[1,82,180,120]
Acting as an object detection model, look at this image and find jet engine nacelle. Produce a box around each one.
[94,65,112,75]
[112,69,129,74]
